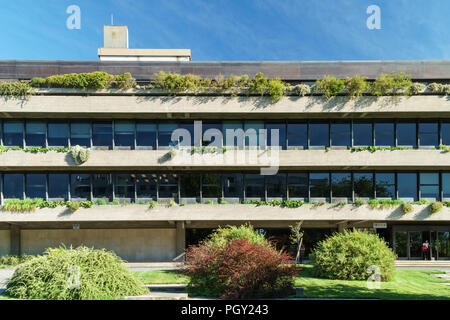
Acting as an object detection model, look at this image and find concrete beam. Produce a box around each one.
[175,221,185,257]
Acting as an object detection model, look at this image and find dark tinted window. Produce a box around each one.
[70,174,90,199]
[136,173,157,199]
[309,123,329,147]
[397,173,417,200]
[353,123,372,146]
[158,173,178,198]
[330,123,350,147]
[287,123,307,149]
[244,122,264,148]
[202,123,223,147]
[397,123,416,147]
[443,173,450,198]
[442,123,450,146]
[267,123,286,149]
[375,123,394,146]
[181,174,200,197]
[70,123,90,147]
[419,123,438,147]
[4,121,24,147]
[3,174,23,199]
[25,174,46,199]
[310,173,330,198]
[287,173,308,199]
[136,124,157,149]
[114,122,134,148]
[48,174,68,199]
[48,123,69,147]
[92,174,112,200]
[223,173,244,198]
[245,174,265,198]
[420,173,439,199]
[26,122,46,147]
[375,173,395,198]
[354,173,373,198]
[267,174,286,198]
[92,122,112,149]
[223,122,244,148]
[115,174,135,199]
[179,123,195,147]
[331,173,351,198]
[158,124,178,149]
[202,174,222,198]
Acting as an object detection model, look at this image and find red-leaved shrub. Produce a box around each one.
[184,238,297,299]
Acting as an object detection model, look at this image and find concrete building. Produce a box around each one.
[0,28,449,261]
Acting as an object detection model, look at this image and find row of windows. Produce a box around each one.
[2,119,450,149]
[2,172,450,203]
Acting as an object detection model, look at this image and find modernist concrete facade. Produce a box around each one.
[0,60,450,261]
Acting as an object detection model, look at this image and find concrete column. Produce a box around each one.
[10,225,21,256]
[337,223,346,233]
[175,221,186,257]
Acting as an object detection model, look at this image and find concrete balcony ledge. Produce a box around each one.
[0,149,449,170]
[0,203,448,223]
[1,95,449,119]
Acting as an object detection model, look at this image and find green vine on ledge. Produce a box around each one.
[0,146,69,154]
[70,145,91,165]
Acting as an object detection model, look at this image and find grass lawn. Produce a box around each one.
[133,266,450,300]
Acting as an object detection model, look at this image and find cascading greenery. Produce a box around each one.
[70,145,91,165]
[0,81,34,98]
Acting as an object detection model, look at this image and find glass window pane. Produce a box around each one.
[421,186,439,199]
[4,121,24,147]
[136,123,157,149]
[48,174,68,199]
[202,174,222,198]
[420,173,439,185]
[92,174,112,199]
[420,173,439,199]
[223,122,244,148]
[443,173,450,198]
[244,121,264,148]
[331,173,351,198]
[181,174,200,198]
[331,123,350,147]
[114,122,134,148]
[93,122,112,148]
[396,123,416,147]
[354,173,373,198]
[3,174,23,199]
[136,173,157,199]
[267,123,286,149]
[419,123,438,147]
[287,123,307,149]
[115,174,135,199]
[375,123,394,146]
[223,173,243,198]
[71,123,91,147]
[442,123,450,146]
[158,123,178,149]
[309,123,329,147]
[267,174,286,198]
[26,122,46,147]
[287,173,308,199]
[25,174,46,199]
[375,173,395,198]
[158,173,178,198]
[202,123,223,147]
[70,174,90,199]
[245,174,265,198]
[397,173,417,200]
[310,173,330,198]
[353,123,372,146]
[48,123,69,147]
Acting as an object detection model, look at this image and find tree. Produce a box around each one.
[289,221,304,264]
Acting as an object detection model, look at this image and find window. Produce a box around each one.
[397,173,417,201]
[136,123,157,149]
[70,174,90,200]
[331,173,351,198]
[375,173,395,199]
[70,123,91,147]
[419,123,438,147]
[115,174,135,200]
[244,121,264,149]
[202,123,223,147]
[309,173,330,198]
[442,173,450,199]
[330,123,350,147]
[92,122,112,149]
[374,123,394,146]
[25,174,46,199]
[287,173,308,199]
[178,123,197,147]
[266,174,286,199]
[396,123,416,147]
[353,122,372,146]
[287,123,307,149]
[309,123,329,148]
[92,174,112,200]
[158,173,178,198]
[114,122,134,149]
[158,123,178,149]
[223,122,244,149]
[202,174,222,199]
[420,173,439,200]
[442,123,450,146]
[180,174,200,199]
[3,121,24,147]
[223,173,244,199]
[266,123,286,149]
[136,173,157,199]
[26,122,46,147]
[245,174,265,199]
[354,173,373,198]
[3,174,24,199]
[48,174,68,200]
[48,123,69,147]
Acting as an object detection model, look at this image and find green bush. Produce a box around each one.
[402,203,413,214]
[0,254,33,267]
[33,72,114,90]
[315,76,346,99]
[345,75,369,99]
[430,202,443,214]
[267,79,286,102]
[310,229,396,281]
[371,72,412,96]
[248,72,269,96]
[0,81,34,98]
[6,246,146,300]
[70,145,91,165]
[112,72,136,89]
[207,224,269,248]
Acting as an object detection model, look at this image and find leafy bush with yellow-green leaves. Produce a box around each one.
[0,81,34,98]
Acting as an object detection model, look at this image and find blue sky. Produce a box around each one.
[0,0,449,61]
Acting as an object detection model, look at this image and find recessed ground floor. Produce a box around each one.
[1,220,449,261]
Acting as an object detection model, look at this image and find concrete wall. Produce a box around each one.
[1,149,450,170]
[21,228,176,261]
[0,230,10,256]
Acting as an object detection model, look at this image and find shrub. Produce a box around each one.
[153,71,205,94]
[310,229,396,281]
[112,72,136,89]
[402,203,413,214]
[67,202,80,212]
[6,246,146,300]
[0,81,34,98]
[267,79,286,102]
[352,198,365,206]
[248,72,269,96]
[96,198,107,205]
[292,84,311,96]
[427,83,450,95]
[3,199,45,212]
[0,254,33,267]
[315,76,346,100]
[34,72,114,90]
[371,72,412,96]
[184,238,296,299]
[345,75,369,99]
[207,224,268,248]
[408,82,426,95]
[430,202,443,214]
[70,145,91,165]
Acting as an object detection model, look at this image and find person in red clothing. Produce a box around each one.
[422,240,430,260]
